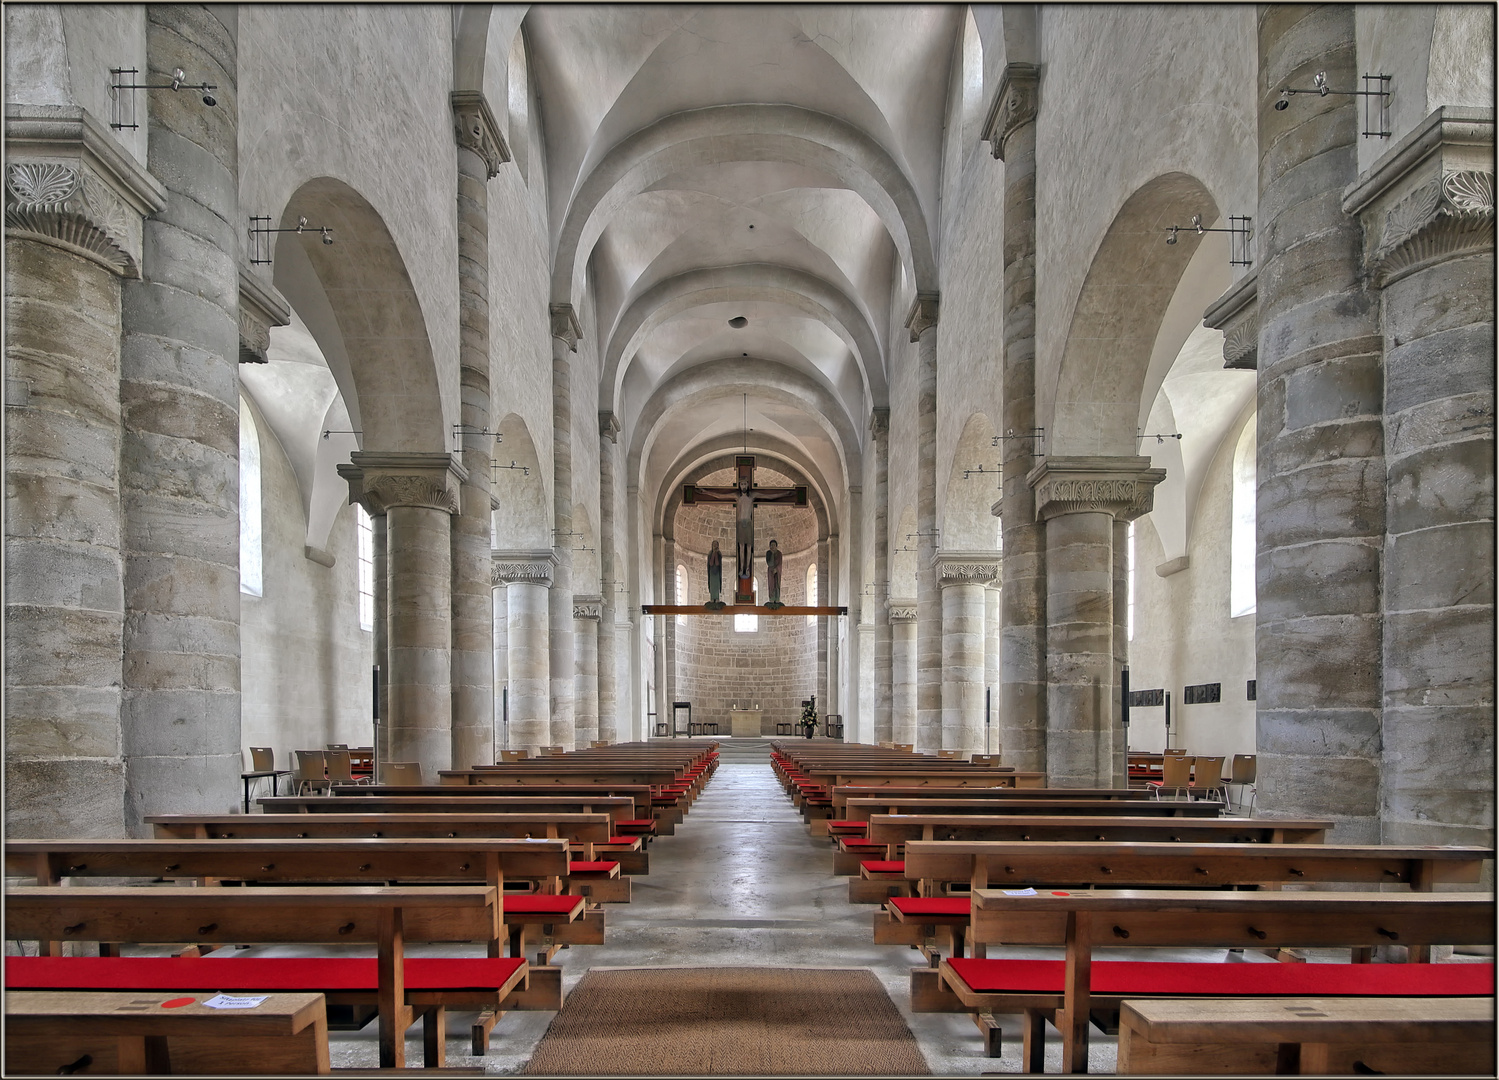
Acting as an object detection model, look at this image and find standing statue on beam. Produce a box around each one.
[764,540,784,608]
[706,540,725,610]
[682,455,807,604]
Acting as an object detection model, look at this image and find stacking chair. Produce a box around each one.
[1189,755,1226,802]
[380,761,423,785]
[499,750,528,761]
[324,748,370,786]
[1148,754,1194,800]
[1223,753,1257,814]
[936,750,964,760]
[290,750,329,795]
[247,747,290,803]
[970,754,1004,765]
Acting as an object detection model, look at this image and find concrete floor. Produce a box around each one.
[314,757,1121,1073]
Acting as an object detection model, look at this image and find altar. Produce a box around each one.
[729,708,763,737]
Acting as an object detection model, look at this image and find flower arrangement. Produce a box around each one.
[800,698,818,737]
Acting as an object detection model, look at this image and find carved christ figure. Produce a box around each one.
[682,455,807,604]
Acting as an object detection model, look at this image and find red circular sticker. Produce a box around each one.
[1051,891,1070,896]
[160,997,195,1008]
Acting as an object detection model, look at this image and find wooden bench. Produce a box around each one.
[813,787,1164,836]
[914,888,1495,1072]
[146,812,648,875]
[4,989,329,1076]
[261,792,673,836]
[4,884,530,1069]
[1116,995,1495,1075]
[878,841,1491,961]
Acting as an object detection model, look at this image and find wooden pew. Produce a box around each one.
[878,841,1492,961]
[813,786,1161,835]
[147,810,646,874]
[5,885,519,1069]
[261,791,678,836]
[4,989,330,1076]
[916,888,1495,1072]
[1116,995,1495,1076]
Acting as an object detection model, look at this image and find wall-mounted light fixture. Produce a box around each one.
[992,428,1045,452]
[1165,214,1254,267]
[961,463,1002,484]
[110,67,217,130]
[493,461,530,477]
[322,429,362,440]
[249,215,334,265]
[1137,432,1183,446]
[1275,72,1391,138]
[452,424,501,448]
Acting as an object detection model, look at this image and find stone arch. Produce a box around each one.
[601,264,886,415]
[492,412,548,548]
[1048,172,1220,457]
[891,505,918,598]
[551,104,938,307]
[942,412,1001,550]
[274,177,446,454]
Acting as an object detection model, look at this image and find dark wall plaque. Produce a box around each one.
[1246,679,1256,701]
[1183,682,1221,705]
[1128,688,1165,708]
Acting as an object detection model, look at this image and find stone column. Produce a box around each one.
[116,5,241,833]
[1255,4,1386,840]
[597,412,621,743]
[548,304,580,749]
[857,622,875,738]
[985,62,1048,775]
[1344,108,1495,845]
[937,554,1000,756]
[889,601,918,745]
[906,294,942,754]
[652,531,667,737]
[984,582,1002,757]
[573,596,602,747]
[662,534,678,731]
[338,463,389,764]
[816,536,830,717]
[492,577,507,753]
[869,408,894,744]
[357,454,464,774]
[1112,518,1130,786]
[493,551,554,754]
[448,92,508,772]
[4,106,165,837]
[1029,458,1163,787]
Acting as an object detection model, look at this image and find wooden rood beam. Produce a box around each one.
[641,605,847,616]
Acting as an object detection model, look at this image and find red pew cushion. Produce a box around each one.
[503,894,585,916]
[568,861,620,874]
[861,860,906,874]
[6,956,525,993]
[889,897,971,917]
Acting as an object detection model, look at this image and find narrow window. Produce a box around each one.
[1126,521,1136,642]
[806,563,818,626]
[239,398,262,597]
[676,563,687,625]
[1230,418,1257,617]
[357,504,374,632]
[734,579,759,632]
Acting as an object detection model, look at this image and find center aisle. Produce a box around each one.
[479,758,991,1074]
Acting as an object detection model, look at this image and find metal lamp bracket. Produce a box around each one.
[1165,214,1254,267]
[249,215,335,265]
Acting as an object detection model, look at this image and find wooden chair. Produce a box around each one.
[894,743,914,753]
[247,747,290,801]
[1190,755,1225,801]
[499,750,528,761]
[541,746,565,756]
[1147,754,1193,800]
[291,751,329,796]
[379,761,423,785]
[326,743,348,751]
[936,750,965,761]
[1224,753,1257,814]
[970,755,1003,766]
[325,749,370,786]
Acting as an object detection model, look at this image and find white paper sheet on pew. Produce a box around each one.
[1001,888,1037,896]
[204,994,268,1009]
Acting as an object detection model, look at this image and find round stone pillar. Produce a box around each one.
[548,305,580,750]
[492,576,507,754]
[574,597,602,747]
[361,459,463,775]
[938,555,1000,756]
[4,103,164,835]
[984,582,1002,757]
[869,409,894,745]
[1345,109,1495,845]
[906,294,942,754]
[494,551,555,754]
[889,601,918,746]
[598,413,621,743]
[1029,458,1162,787]
[117,5,242,833]
[857,622,876,739]
[339,463,390,765]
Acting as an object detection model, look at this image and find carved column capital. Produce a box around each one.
[492,549,557,588]
[982,62,1040,162]
[934,550,1002,588]
[450,90,511,179]
[904,292,940,342]
[350,451,466,514]
[599,411,620,442]
[1343,106,1495,287]
[550,302,583,352]
[1026,456,1166,523]
[1202,270,1258,371]
[4,105,166,278]
[888,600,918,623]
[238,266,291,365]
[572,595,603,620]
[335,463,380,516]
[869,407,890,439]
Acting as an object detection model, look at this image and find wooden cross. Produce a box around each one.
[683,455,807,604]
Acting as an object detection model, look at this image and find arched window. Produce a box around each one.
[676,563,687,625]
[1230,416,1257,617]
[238,398,262,597]
[357,504,374,631]
[734,579,759,633]
[1126,521,1136,642]
[806,563,818,626]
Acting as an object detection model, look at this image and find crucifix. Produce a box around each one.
[683,455,807,605]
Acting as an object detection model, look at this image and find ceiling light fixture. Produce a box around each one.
[728,316,748,329]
